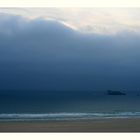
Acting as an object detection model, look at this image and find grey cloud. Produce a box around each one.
[0,14,140,91]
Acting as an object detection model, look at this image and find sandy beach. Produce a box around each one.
[0,118,140,132]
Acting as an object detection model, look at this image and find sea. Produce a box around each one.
[0,90,140,121]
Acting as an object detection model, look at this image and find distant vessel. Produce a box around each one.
[107,90,126,95]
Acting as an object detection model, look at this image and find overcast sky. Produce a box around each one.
[0,8,140,91]
[0,8,140,34]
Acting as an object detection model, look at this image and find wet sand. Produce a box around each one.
[0,118,140,132]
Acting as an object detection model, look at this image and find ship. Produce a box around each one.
[107,90,126,95]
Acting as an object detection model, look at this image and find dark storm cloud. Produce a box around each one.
[0,14,140,91]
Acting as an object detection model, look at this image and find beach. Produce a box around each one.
[0,118,140,132]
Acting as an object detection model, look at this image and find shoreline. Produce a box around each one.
[0,118,140,132]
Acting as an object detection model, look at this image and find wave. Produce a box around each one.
[0,112,140,121]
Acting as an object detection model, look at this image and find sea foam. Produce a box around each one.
[0,112,140,121]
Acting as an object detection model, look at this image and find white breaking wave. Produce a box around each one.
[0,112,140,121]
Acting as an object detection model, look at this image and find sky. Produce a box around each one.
[0,8,140,91]
[0,8,140,34]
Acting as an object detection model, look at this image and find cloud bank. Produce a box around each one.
[0,8,140,34]
[0,13,140,91]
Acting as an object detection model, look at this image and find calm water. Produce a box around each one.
[0,91,140,121]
